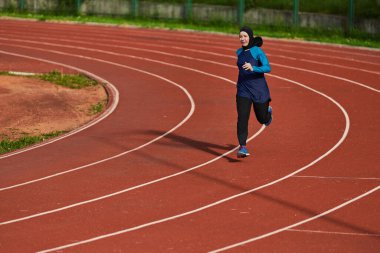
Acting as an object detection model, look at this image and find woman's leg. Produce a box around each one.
[253,100,271,125]
[236,96,252,146]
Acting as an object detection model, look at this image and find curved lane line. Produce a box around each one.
[0,49,195,191]
[2,22,380,57]
[1,37,378,93]
[35,74,351,252]
[0,45,263,194]
[0,38,349,223]
[210,186,380,252]
[0,51,120,159]
[0,126,265,225]
[0,24,372,253]
[164,45,380,92]
[1,32,380,76]
[265,41,380,59]
[287,228,380,237]
[0,44,265,223]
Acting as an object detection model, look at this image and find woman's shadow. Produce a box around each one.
[140,130,241,163]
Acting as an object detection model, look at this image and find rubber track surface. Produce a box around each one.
[0,20,379,253]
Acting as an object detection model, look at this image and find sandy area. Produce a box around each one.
[0,75,107,140]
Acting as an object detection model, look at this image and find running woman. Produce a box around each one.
[236,26,272,158]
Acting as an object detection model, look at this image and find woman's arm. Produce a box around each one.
[252,47,271,73]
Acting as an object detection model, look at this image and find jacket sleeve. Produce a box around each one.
[251,47,271,73]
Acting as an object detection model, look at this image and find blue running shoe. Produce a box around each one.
[237,145,250,158]
[265,106,273,126]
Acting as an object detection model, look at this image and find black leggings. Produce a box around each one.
[236,96,270,146]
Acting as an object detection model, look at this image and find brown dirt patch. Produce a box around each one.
[0,75,108,140]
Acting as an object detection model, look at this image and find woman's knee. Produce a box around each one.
[256,115,267,124]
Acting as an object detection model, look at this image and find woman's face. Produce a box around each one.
[239,31,249,47]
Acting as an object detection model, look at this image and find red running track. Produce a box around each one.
[0,19,379,253]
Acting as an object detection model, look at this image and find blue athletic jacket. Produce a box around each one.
[236,47,271,103]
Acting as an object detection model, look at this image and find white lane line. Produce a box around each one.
[127,28,380,58]
[272,63,380,93]
[3,22,380,57]
[294,58,380,76]
[7,71,36,76]
[163,46,380,92]
[274,48,379,67]
[1,33,352,190]
[292,175,380,181]
[36,73,350,253]
[265,41,380,59]
[143,34,380,67]
[0,38,349,223]
[1,36,379,94]
[210,186,380,253]
[96,26,380,57]
[0,38,257,191]
[0,48,195,191]
[0,51,120,159]
[0,43,265,223]
[2,30,380,77]
[0,127,265,226]
[182,40,380,67]
[287,229,380,237]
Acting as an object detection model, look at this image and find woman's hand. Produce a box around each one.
[242,62,253,71]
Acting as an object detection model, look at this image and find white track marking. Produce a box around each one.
[7,71,35,76]
[0,48,195,191]
[287,229,380,237]
[2,20,380,56]
[1,37,379,93]
[264,41,380,59]
[272,63,380,93]
[0,126,265,225]
[1,22,370,252]
[0,43,265,222]
[293,58,380,75]
[0,39,349,221]
[264,37,380,53]
[0,41,247,191]
[2,28,380,75]
[156,45,380,93]
[0,51,120,159]
[210,186,380,253]
[200,43,380,67]
[0,22,377,253]
[36,73,350,252]
[292,175,380,181]
[126,28,380,57]
[0,34,352,189]
[167,46,380,75]
[2,31,380,76]
[121,30,380,67]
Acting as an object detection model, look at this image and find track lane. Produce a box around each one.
[0,64,348,253]
[2,19,380,61]
[1,35,378,95]
[1,19,378,253]
[1,20,380,67]
[2,25,380,79]
[0,50,194,188]
[0,37,344,219]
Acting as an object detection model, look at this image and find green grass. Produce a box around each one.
[1,70,98,88]
[0,131,64,155]
[0,71,104,154]
[35,70,98,89]
[89,101,106,115]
